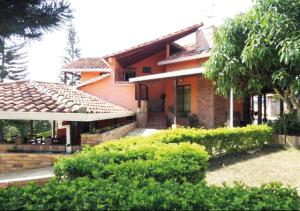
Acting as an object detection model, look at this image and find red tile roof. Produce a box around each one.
[63,57,111,71]
[0,81,130,115]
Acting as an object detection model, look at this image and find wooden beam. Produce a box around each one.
[166,43,170,58]
[137,83,141,109]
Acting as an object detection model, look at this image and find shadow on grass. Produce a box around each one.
[208,146,286,171]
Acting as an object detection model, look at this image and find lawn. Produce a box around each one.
[206,147,300,193]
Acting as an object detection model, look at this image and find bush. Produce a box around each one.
[0,178,299,210]
[104,125,273,157]
[269,113,300,136]
[54,142,209,183]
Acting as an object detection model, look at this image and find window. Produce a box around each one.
[177,85,191,112]
[123,71,136,81]
[143,66,152,73]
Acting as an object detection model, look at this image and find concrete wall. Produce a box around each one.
[276,135,300,147]
[0,153,66,173]
[81,121,137,147]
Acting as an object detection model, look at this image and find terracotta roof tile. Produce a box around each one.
[0,81,131,115]
[63,57,111,71]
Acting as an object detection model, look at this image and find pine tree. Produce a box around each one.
[0,40,28,81]
[0,0,72,39]
[59,24,81,85]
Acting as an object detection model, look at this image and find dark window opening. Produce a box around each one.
[123,71,136,81]
[177,85,191,112]
[142,66,152,73]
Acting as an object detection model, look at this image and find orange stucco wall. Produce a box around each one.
[80,74,136,112]
[79,57,136,112]
[120,51,167,101]
[81,72,100,82]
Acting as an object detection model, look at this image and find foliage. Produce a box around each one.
[107,125,273,157]
[188,114,199,127]
[0,178,299,210]
[0,40,28,81]
[0,0,72,39]
[54,142,209,183]
[59,24,81,84]
[1,120,51,140]
[268,113,300,135]
[205,0,300,112]
[1,125,299,210]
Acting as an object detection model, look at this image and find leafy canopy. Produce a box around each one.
[205,0,300,111]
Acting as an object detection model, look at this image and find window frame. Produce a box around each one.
[177,84,191,113]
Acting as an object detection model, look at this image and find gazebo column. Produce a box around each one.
[257,94,262,124]
[227,88,234,128]
[172,78,178,129]
[65,124,71,153]
[263,93,267,123]
[29,120,33,136]
[51,121,56,138]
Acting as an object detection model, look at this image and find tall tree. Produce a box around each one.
[0,0,72,39]
[205,0,300,115]
[0,40,28,82]
[0,0,72,140]
[60,24,81,85]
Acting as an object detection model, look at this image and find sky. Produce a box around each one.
[26,0,253,82]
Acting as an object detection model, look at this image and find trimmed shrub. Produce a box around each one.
[268,113,300,136]
[0,178,299,210]
[151,125,274,157]
[54,142,209,183]
[91,125,274,157]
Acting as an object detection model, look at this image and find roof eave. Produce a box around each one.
[61,68,111,73]
[158,52,211,66]
[0,111,135,122]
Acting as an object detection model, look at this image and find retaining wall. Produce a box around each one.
[81,121,137,147]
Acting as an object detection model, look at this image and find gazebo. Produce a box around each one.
[0,80,134,152]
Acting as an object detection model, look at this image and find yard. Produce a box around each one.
[206,147,300,193]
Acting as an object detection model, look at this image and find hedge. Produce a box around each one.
[151,125,274,156]
[87,125,274,157]
[54,142,209,183]
[0,178,299,210]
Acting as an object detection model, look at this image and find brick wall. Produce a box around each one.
[0,153,66,173]
[197,76,228,128]
[0,144,66,153]
[197,77,215,128]
[81,121,137,147]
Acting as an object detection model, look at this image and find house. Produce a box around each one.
[63,23,244,129]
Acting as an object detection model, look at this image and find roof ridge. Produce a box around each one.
[30,81,87,113]
[103,23,203,58]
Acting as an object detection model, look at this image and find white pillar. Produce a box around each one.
[227,88,234,128]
